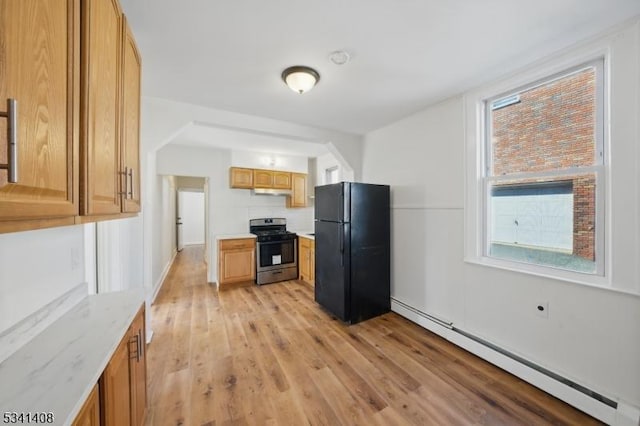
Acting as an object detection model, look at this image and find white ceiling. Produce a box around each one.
[121,0,640,136]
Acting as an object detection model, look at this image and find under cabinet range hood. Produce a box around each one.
[252,188,293,196]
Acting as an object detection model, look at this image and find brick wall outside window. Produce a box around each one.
[491,68,596,260]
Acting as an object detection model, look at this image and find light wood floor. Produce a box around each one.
[145,246,602,426]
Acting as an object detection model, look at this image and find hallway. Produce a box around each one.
[144,245,601,425]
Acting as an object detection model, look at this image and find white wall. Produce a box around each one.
[231,150,308,173]
[150,175,177,295]
[315,152,354,186]
[156,144,314,283]
[179,191,205,246]
[0,225,87,334]
[362,20,640,413]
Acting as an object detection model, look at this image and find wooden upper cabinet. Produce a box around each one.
[229,167,253,188]
[120,17,141,213]
[0,0,80,225]
[81,0,123,216]
[253,169,273,188]
[273,171,291,189]
[230,167,291,190]
[287,173,307,208]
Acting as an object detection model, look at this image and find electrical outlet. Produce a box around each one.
[535,301,549,318]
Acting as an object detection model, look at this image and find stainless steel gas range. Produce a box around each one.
[249,218,298,285]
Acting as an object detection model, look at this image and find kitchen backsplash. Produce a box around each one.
[248,205,314,231]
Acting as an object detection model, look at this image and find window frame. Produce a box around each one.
[465,54,610,287]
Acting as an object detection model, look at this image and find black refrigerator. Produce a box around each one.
[314,182,390,324]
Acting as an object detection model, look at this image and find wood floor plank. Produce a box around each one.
[144,246,603,426]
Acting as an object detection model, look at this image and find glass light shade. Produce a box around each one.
[282,66,320,94]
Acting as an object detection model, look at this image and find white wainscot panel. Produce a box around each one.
[390,208,464,324]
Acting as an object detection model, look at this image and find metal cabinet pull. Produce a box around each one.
[119,167,129,196]
[128,168,134,199]
[0,99,18,183]
[129,333,139,360]
[137,328,143,361]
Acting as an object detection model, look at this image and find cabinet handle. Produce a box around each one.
[128,168,134,199]
[0,99,18,183]
[119,167,129,197]
[137,328,143,361]
[130,333,139,360]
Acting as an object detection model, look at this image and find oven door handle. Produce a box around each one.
[257,240,294,246]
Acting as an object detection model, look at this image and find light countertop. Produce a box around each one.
[0,290,145,426]
[297,232,315,241]
[216,233,257,240]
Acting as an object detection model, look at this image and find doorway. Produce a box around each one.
[177,189,205,251]
[173,176,208,273]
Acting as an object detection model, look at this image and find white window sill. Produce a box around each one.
[463,256,639,297]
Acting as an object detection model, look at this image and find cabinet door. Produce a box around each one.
[0,0,79,223]
[287,173,307,207]
[298,239,310,280]
[121,17,141,213]
[72,383,100,426]
[129,306,146,426]
[310,242,315,284]
[229,167,253,188]
[100,332,131,426]
[273,171,291,189]
[81,0,122,215]
[253,169,273,188]
[218,241,255,285]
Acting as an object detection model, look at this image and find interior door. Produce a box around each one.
[176,190,184,251]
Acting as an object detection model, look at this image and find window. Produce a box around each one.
[325,166,339,184]
[482,60,605,276]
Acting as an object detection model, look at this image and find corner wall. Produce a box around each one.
[362,20,640,417]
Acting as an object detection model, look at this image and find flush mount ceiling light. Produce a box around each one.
[281,66,320,94]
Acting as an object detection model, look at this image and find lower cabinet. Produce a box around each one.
[299,237,315,286]
[77,304,146,426]
[72,384,100,426]
[129,306,147,426]
[100,332,131,426]
[218,238,256,288]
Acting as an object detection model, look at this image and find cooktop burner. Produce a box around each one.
[249,218,297,242]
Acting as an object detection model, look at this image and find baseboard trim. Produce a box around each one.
[391,300,639,426]
[151,250,177,304]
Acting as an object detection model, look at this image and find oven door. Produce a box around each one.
[256,239,297,272]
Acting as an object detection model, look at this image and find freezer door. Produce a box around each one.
[314,182,350,223]
[314,220,350,321]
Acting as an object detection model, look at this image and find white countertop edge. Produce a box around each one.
[296,232,315,240]
[216,233,257,240]
[0,289,145,426]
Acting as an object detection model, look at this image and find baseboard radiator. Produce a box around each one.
[389,297,636,425]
